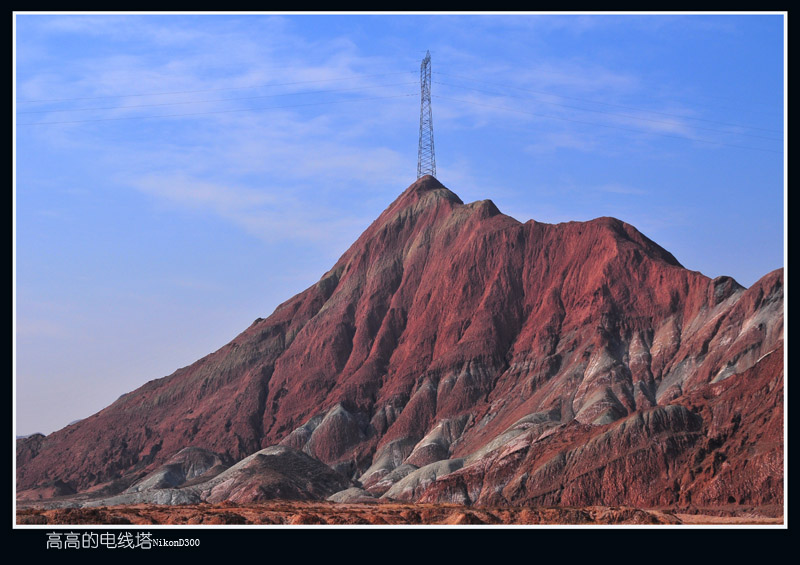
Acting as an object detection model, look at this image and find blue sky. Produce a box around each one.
[14,13,785,436]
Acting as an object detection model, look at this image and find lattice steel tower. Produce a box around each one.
[417,50,436,179]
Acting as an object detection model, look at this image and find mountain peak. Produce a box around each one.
[410,174,445,191]
[394,176,463,208]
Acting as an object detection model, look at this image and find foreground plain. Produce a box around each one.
[16,501,783,526]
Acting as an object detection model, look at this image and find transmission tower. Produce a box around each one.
[417,50,436,179]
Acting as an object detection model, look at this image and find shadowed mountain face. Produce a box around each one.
[16,176,783,511]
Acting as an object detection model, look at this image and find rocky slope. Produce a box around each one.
[16,176,784,512]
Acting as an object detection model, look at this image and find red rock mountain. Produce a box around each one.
[16,176,784,512]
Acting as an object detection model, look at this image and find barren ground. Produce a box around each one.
[16,502,783,526]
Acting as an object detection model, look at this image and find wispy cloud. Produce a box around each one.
[167,276,223,292]
[135,175,275,212]
[593,183,648,195]
[34,14,263,46]
[16,318,72,339]
[456,13,739,37]
[131,173,375,253]
[524,131,600,154]
[17,15,422,260]
[510,61,639,95]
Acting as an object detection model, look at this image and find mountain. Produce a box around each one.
[16,176,784,513]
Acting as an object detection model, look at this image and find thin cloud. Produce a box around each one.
[594,183,648,195]
[131,173,376,253]
[525,131,600,154]
[16,318,72,339]
[135,175,276,212]
[18,16,419,260]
